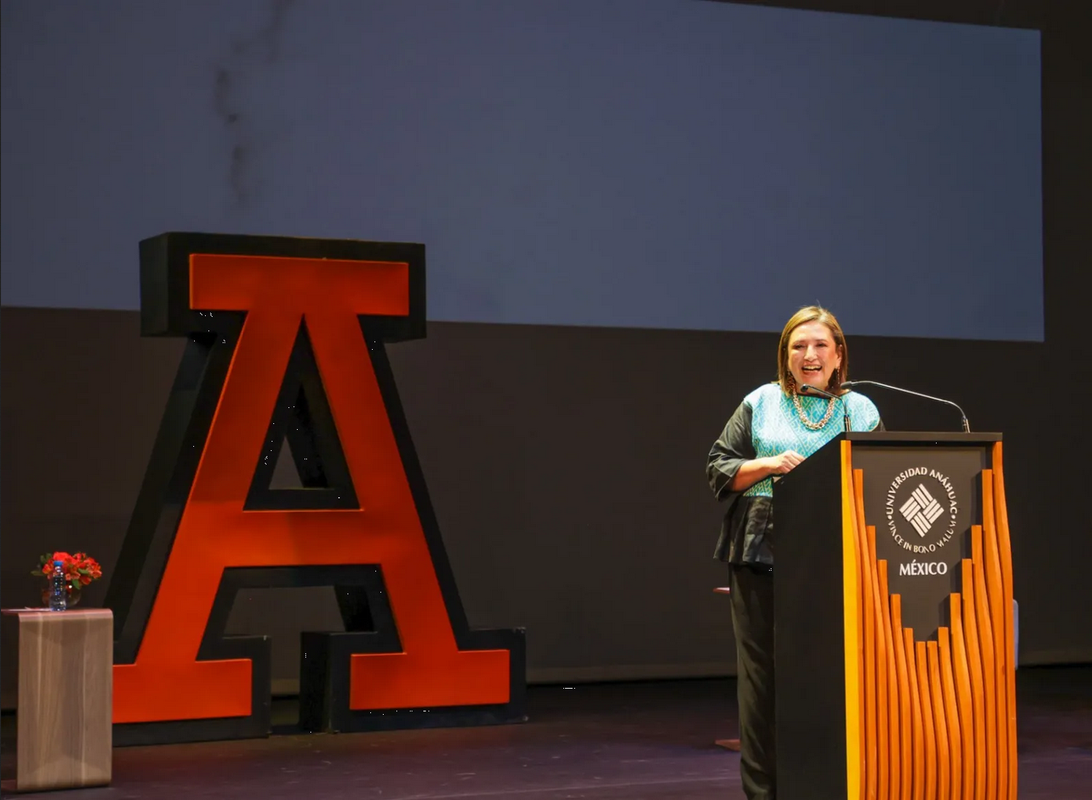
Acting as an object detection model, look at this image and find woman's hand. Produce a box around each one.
[728,449,805,491]
[763,449,805,475]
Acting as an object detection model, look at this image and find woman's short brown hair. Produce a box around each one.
[776,305,848,395]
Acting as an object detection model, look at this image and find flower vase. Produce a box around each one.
[41,585,81,608]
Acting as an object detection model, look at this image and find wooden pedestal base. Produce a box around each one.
[1,608,113,792]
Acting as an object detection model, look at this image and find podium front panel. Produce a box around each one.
[772,432,1013,800]
[854,445,988,640]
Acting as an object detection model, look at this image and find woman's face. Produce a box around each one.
[787,321,843,391]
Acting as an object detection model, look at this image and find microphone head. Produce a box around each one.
[839,381,855,390]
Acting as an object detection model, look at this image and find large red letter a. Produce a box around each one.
[105,233,525,745]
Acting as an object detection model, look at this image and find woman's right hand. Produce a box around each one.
[727,449,807,492]
[764,449,805,475]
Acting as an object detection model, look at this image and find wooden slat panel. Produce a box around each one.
[961,561,986,800]
[879,562,901,800]
[891,595,913,800]
[853,469,877,800]
[950,593,975,800]
[928,642,950,800]
[868,525,890,800]
[991,443,1018,800]
[937,627,962,800]
[841,442,864,800]
[981,472,1010,800]
[903,628,924,800]
[915,641,936,800]
[971,527,998,800]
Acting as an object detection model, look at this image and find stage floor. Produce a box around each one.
[3,666,1089,799]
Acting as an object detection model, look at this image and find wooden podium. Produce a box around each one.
[1,608,113,792]
[774,432,1017,800]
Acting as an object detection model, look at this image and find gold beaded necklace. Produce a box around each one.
[792,391,836,431]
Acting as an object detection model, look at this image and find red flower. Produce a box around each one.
[32,551,104,592]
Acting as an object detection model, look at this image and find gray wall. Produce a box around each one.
[0,0,1044,341]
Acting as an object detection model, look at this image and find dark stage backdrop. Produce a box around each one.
[2,0,1089,701]
[1,308,1087,694]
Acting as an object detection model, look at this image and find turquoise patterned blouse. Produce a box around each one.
[706,382,881,564]
[743,383,881,498]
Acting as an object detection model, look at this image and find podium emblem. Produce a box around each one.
[884,466,958,554]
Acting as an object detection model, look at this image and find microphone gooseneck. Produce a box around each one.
[839,380,970,433]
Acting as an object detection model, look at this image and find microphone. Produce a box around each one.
[798,383,850,432]
[839,380,970,433]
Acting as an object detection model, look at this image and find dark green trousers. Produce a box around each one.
[729,563,776,800]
